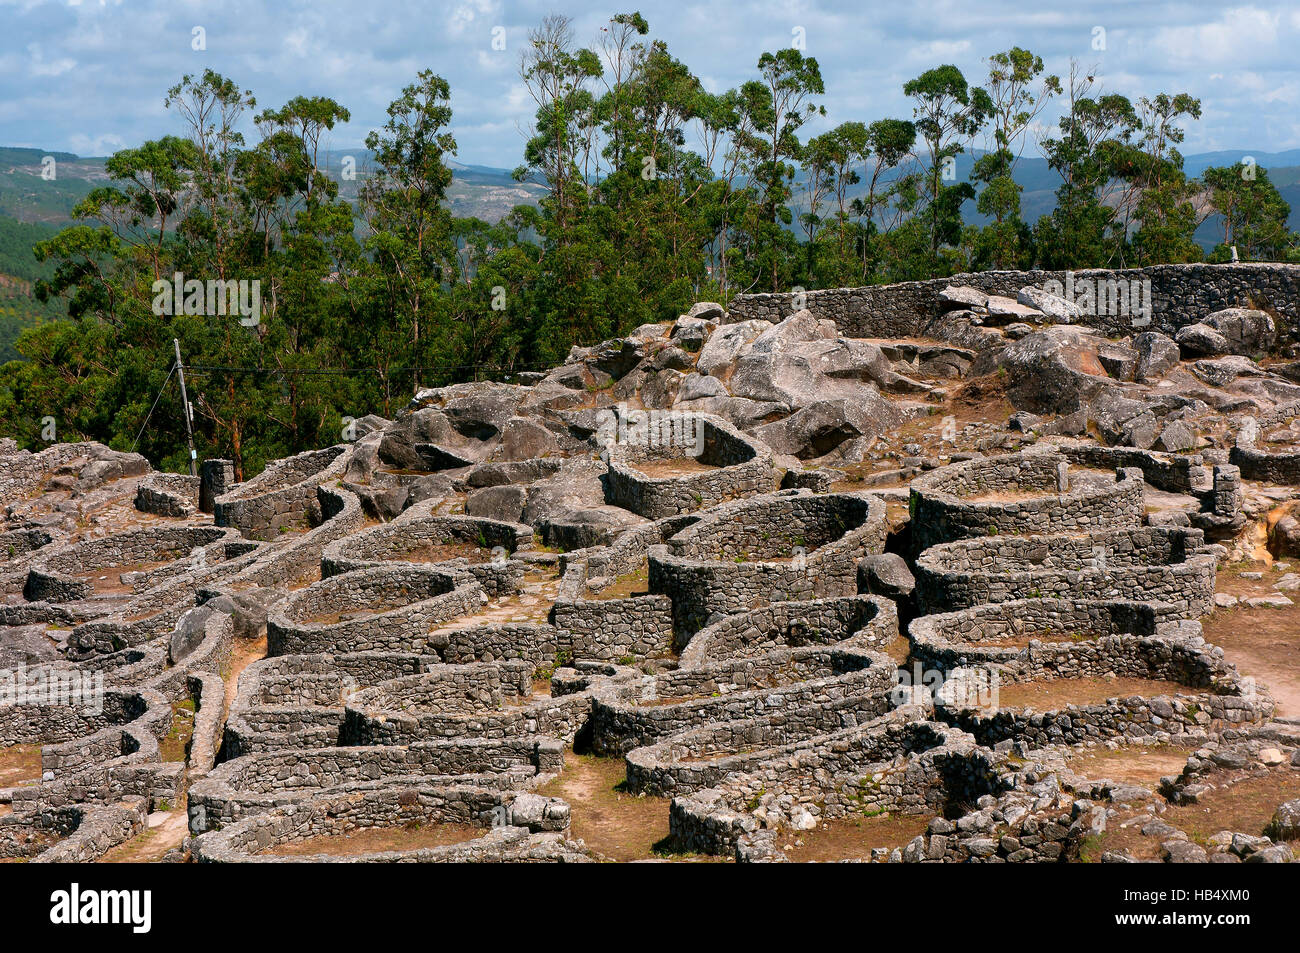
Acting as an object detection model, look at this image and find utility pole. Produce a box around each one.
[174,338,197,476]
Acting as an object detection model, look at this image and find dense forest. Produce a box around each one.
[2,11,1297,477]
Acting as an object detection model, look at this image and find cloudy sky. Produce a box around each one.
[2,0,1299,166]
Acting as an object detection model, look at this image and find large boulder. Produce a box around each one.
[1269,510,1300,559]
[589,337,646,380]
[343,431,384,484]
[534,505,644,551]
[1190,356,1263,387]
[678,373,727,402]
[985,295,1042,324]
[0,625,58,667]
[1089,390,1159,449]
[435,382,528,440]
[1204,307,1277,355]
[466,484,527,523]
[494,417,559,462]
[201,588,281,642]
[937,286,989,311]
[1155,419,1198,452]
[729,311,929,406]
[858,553,915,601]
[1133,332,1181,381]
[1017,286,1082,324]
[170,605,216,664]
[671,395,789,430]
[993,326,1112,415]
[640,368,685,409]
[1175,323,1232,357]
[696,319,773,377]
[74,446,151,492]
[1265,800,1300,842]
[520,459,607,526]
[753,396,904,460]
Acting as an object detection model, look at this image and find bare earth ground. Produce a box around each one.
[0,745,41,787]
[1080,767,1300,861]
[995,676,1195,711]
[1065,745,1196,787]
[223,635,268,718]
[74,558,176,595]
[975,631,1106,649]
[98,803,190,863]
[386,541,497,564]
[260,821,483,857]
[536,751,720,862]
[1203,561,1300,716]
[588,566,650,601]
[779,812,936,861]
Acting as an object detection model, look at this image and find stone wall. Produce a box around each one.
[603,413,776,519]
[266,565,481,656]
[727,263,1300,345]
[588,646,895,755]
[909,598,1169,670]
[914,526,1216,617]
[24,526,243,603]
[908,452,1143,552]
[214,445,348,540]
[190,785,579,862]
[625,690,901,797]
[135,472,201,518]
[189,737,562,833]
[1230,400,1300,484]
[679,594,898,667]
[649,492,888,640]
[667,719,1002,857]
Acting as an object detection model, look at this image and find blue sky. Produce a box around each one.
[3,0,1299,166]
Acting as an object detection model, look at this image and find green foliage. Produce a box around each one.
[0,29,1287,474]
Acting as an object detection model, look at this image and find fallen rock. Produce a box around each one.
[1133,331,1181,381]
[1204,307,1276,355]
[1176,323,1232,357]
[1017,286,1081,323]
[753,396,904,461]
[858,553,915,601]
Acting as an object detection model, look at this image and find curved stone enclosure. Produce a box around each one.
[134,472,201,518]
[1230,400,1300,484]
[935,637,1272,747]
[679,594,899,667]
[909,451,1144,551]
[321,514,532,597]
[23,526,250,603]
[603,411,776,518]
[913,526,1216,617]
[190,785,579,863]
[649,491,889,640]
[909,598,1175,669]
[214,445,348,540]
[340,662,606,746]
[666,719,999,857]
[588,644,896,755]
[624,689,905,797]
[190,737,563,833]
[266,565,481,656]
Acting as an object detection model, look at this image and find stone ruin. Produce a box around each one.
[3,263,1300,863]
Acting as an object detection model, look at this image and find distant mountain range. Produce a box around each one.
[0,146,548,227]
[3,143,1297,252]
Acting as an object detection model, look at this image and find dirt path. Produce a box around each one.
[97,803,190,863]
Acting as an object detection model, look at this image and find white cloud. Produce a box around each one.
[2,0,1300,164]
